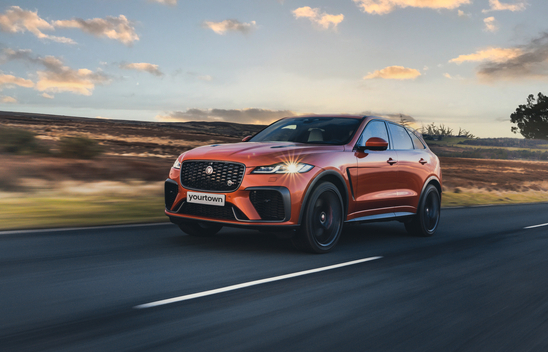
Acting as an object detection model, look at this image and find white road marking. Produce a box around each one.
[524,223,548,230]
[134,256,383,309]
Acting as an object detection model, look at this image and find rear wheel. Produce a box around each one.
[178,222,223,237]
[405,184,440,237]
[292,182,344,253]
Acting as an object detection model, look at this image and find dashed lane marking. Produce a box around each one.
[134,256,383,309]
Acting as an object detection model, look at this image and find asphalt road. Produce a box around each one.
[1,203,548,352]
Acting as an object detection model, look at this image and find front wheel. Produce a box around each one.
[293,182,344,253]
[405,184,441,237]
[178,222,223,237]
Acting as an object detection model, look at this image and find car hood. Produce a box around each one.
[182,142,344,166]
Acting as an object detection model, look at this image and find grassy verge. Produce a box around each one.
[1,190,547,231]
[0,195,167,231]
[442,191,548,207]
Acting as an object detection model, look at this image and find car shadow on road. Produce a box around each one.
[165,220,412,254]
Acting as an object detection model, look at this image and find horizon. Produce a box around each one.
[1,1,547,138]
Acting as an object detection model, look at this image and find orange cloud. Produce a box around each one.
[119,62,164,76]
[1,95,17,103]
[0,74,34,89]
[449,47,522,64]
[293,7,344,30]
[353,0,471,15]
[35,56,110,95]
[0,6,75,44]
[54,15,139,45]
[364,66,421,80]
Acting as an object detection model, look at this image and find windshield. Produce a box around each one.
[249,117,362,145]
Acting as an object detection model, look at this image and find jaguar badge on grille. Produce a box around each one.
[227,180,234,186]
[205,166,214,175]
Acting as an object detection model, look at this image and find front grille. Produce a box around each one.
[178,202,236,220]
[250,190,285,221]
[180,161,245,192]
[165,180,179,210]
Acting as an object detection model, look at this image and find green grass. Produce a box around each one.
[0,195,168,231]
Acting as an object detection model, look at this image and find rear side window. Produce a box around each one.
[387,123,413,150]
[357,120,389,148]
[406,127,426,149]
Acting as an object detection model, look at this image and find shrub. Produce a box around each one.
[58,136,103,159]
[0,126,49,154]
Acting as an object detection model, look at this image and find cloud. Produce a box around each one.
[450,33,548,81]
[363,65,421,80]
[458,10,470,17]
[0,73,34,89]
[198,75,212,81]
[483,17,498,32]
[353,0,471,15]
[41,92,54,99]
[202,19,257,35]
[1,48,110,95]
[156,108,297,124]
[54,15,139,45]
[449,47,523,64]
[119,62,164,76]
[1,95,17,103]
[35,57,110,95]
[477,33,548,81]
[292,7,344,30]
[0,6,75,44]
[149,0,177,5]
[443,73,464,80]
[482,0,527,13]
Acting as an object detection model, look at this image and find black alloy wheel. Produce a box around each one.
[405,184,441,237]
[293,182,344,253]
[178,222,223,237]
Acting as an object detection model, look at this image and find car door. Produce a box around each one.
[386,123,431,212]
[349,120,400,218]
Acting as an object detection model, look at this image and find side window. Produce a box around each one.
[387,123,413,150]
[358,120,389,148]
[406,127,426,149]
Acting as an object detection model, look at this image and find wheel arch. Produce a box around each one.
[423,176,442,198]
[298,170,349,225]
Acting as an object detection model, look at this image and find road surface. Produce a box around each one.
[1,203,548,351]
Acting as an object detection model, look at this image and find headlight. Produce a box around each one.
[172,159,181,169]
[252,162,314,174]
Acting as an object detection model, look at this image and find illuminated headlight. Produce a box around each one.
[172,159,181,169]
[252,162,314,174]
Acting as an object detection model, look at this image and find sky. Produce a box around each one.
[1,0,547,138]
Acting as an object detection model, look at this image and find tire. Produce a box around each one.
[405,184,441,237]
[178,222,223,237]
[293,182,344,253]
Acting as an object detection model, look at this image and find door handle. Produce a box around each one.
[387,158,397,165]
[419,158,427,165]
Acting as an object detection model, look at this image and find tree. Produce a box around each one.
[511,92,548,140]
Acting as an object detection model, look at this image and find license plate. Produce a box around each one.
[187,192,225,207]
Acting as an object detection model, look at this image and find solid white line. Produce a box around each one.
[0,222,171,236]
[524,223,548,230]
[134,256,383,309]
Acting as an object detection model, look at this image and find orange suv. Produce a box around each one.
[165,115,442,253]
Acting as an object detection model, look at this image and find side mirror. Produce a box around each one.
[242,135,252,142]
[358,137,388,151]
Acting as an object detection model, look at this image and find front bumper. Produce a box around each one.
[165,165,320,227]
